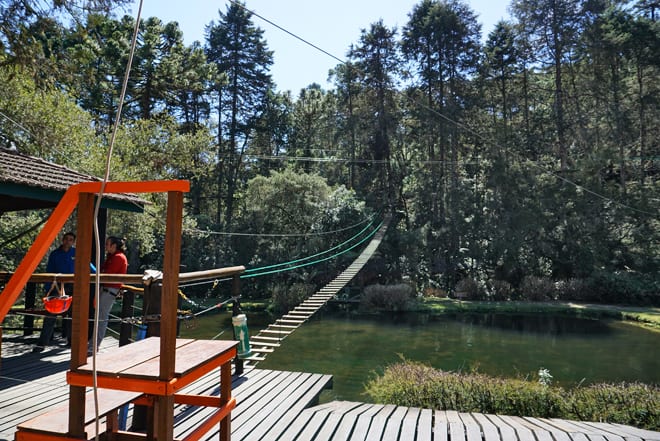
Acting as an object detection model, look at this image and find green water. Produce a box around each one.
[179,310,660,402]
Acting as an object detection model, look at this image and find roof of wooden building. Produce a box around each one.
[0,147,146,213]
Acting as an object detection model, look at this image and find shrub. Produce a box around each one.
[490,280,514,301]
[555,278,589,302]
[360,283,415,311]
[520,276,556,301]
[585,271,660,306]
[423,286,448,298]
[455,278,485,300]
[568,383,660,430]
[364,361,660,430]
[270,283,313,314]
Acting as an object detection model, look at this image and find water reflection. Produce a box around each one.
[179,310,659,402]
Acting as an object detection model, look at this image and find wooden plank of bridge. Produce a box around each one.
[434,410,449,441]
[379,405,409,440]
[364,404,397,441]
[485,414,518,441]
[457,411,484,441]
[499,414,541,441]
[509,415,560,441]
[291,408,330,440]
[565,421,625,440]
[397,407,422,440]
[472,412,504,441]
[240,372,333,441]
[329,402,378,441]
[311,401,363,441]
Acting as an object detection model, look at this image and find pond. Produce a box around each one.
[178,309,660,402]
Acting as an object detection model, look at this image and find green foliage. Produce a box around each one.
[270,282,314,314]
[0,0,657,311]
[583,271,660,306]
[520,276,556,301]
[0,65,100,171]
[365,361,566,417]
[455,278,486,300]
[569,383,660,430]
[365,361,660,430]
[360,283,416,311]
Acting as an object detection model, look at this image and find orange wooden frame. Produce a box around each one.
[0,180,189,322]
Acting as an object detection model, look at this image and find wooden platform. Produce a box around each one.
[0,334,332,441]
[279,402,660,441]
[2,334,659,441]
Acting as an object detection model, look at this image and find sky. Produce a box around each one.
[126,0,512,94]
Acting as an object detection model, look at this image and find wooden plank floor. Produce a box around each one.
[2,334,659,441]
[279,402,660,441]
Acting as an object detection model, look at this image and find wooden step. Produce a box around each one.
[280,317,306,323]
[261,329,293,335]
[247,339,280,347]
[249,347,274,354]
[251,335,285,342]
[270,323,298,329]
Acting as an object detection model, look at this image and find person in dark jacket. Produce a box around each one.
[33,232,76,352]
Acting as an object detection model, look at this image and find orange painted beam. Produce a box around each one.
[0,180,189,326]
[174,394,222,407]
[67,371,177,396]
[181,398,236,441]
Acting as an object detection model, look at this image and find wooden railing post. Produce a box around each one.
[69,191,94,437]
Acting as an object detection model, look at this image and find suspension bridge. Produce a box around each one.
[243,215,390,367]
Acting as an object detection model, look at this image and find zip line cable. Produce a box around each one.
[88,0,143,438]
[184,212,377,237]
[227,0,344,65]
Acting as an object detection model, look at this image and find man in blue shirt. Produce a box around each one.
[33,232,76,352]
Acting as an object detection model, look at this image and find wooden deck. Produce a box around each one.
[2,334,659,441]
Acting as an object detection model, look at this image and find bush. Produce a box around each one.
[360,283,415,311]
[555,278,589,302]
[585,271,660,306]
[490,280,514,301]
[520,276,556,301]
[364,361,660,430]
[569,383,660,430]
[365,361,566,417]
[270,283,313,314]
[454,278,485,300]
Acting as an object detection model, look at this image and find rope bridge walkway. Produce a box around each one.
[242,215,391,368]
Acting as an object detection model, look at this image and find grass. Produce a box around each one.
[413,297,660,331]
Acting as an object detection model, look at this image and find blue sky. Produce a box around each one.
[126,0,511,94]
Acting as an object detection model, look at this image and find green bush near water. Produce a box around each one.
[365,361,660,430]
[359,283,416,311]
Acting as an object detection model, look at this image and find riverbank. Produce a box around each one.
[413,297,660,331]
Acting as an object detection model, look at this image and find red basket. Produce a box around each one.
[43,295,72,314]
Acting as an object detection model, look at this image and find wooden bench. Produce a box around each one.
[15,388,145,441]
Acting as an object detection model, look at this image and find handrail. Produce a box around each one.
[0,266,246,285]
[0,180,189,322]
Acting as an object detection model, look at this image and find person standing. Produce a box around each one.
[33,232,76,352]
[89,236,128,354]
